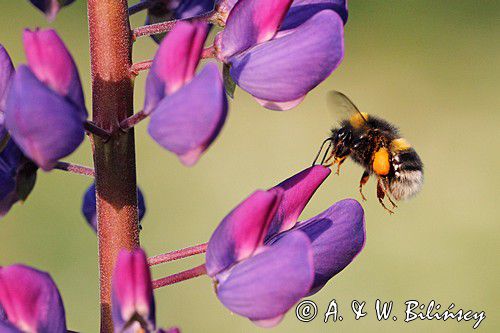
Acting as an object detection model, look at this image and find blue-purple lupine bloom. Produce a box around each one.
[0,140,37,219]
[144,0,216,43]
[0,264,67,333]
[82,182,147,232]
[112,248,156,333]
[5,29,87,171]
[215,0,346,110]
[145,22,228,166]
[0,250,172,333]
[28,0,76,21]
[206,165,365,326]
[0,45,15,143]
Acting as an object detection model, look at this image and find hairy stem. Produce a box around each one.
[130,45,216,76]
[87,1,139,332]
[133,10,216,39]
[153,264,207,289]
[148,243,208,266]
[54,162,95,177]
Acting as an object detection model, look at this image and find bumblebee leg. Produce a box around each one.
[334,157,347,175]
[359,171,370,201]
[377,178,394,214]
[312,138,333,166]
[381,177,398,209]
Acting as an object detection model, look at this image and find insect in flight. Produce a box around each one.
[313,91,424,213]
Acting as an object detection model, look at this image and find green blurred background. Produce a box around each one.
[1,1,499,332]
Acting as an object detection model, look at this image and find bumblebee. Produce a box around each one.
[313,91,424,213]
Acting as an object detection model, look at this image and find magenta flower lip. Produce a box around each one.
[0,265,67,333]
[112,248,156,333]
[205,165,366,325]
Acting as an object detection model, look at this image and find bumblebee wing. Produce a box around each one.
[327,91,368,124]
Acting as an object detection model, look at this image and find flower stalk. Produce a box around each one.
[133,10,216,39]
[87,1,140,332]
[54,161,95,177]
[153,264,207,289]
[148,243,208,266]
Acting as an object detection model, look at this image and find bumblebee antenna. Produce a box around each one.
[312,138,333,166]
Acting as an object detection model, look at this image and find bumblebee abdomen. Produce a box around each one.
[389,148,424,200]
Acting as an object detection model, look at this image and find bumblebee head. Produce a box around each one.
[331,127,353,158]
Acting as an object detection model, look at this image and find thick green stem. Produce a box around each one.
[87,1,139,332]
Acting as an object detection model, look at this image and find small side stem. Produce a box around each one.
[54,162,95,177]
[153,264,207,289]
[84,121,112,141]
[148,243,208,266]
[133,10,216,39]
[119,111,148,131]
[128,0,153,15]
[130,60,153,75]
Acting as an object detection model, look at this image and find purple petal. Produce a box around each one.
[147,63,227,166]
[28,0,76,21]
[294,199,366,294]
[266,165,330,240]
[0,45,14,113]
[281,0,348,30]
[0,141,24,218]
[0,45,15,141]
[206,190,282,277]
[254,95,305,111]
[0,265,66,333]
[82,183,147,233]
[219,0,293,59]
[216,231,314,324]
[5,66,84,171]
[112,248,155,333]
[23,29,86,117]
[144,22,208,114]
[229,10,344,108]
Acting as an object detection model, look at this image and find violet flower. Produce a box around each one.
[144,0,216,43]
[214,0,345,110]
[0,264,67,333]
[28,0,76,21]
[206,166,365,326]
[82,182,147,232]
[112,248,156,333]
[0,45,15,143]
[145,22,228,166]
[0,139,37,219]
[5,29,87,171]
